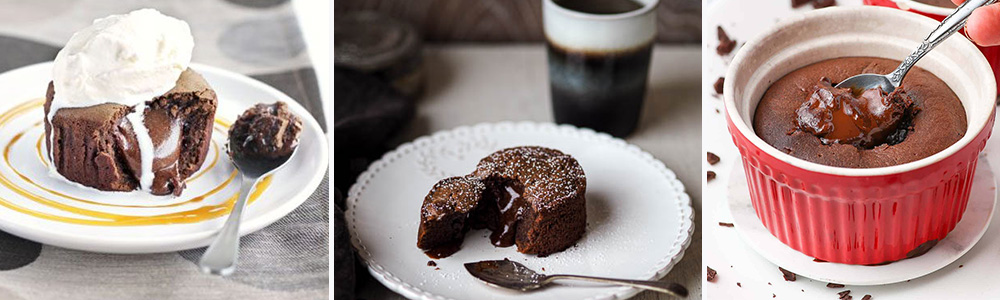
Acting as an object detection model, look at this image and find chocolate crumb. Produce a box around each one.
[827,283,845,288]
[737,282,742,287]
[719,222,735,228]
[773,294,776,298]
[779,267,796,281]
[707,266,718,282]
[813,258,828,263]
[717,26,736,55]
[959,265,964,268]
[813,0,836,8]
[427,260,437,267]
[714,77,725,94]
[708,152,721,165]
[542,267,546,271]
[792,0,811,7]
[707,171,717,181]
[435,267,440,270]
[716,108,721,113]
[768,282,772,285]
[861,295,871,300]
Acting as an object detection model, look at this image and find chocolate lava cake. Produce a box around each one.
[44,68,218,196]
[417,146,587,258]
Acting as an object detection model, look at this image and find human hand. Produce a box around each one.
[954,0,1000,46]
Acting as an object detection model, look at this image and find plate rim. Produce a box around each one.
[0,61,329,253]
[346,121,695,300]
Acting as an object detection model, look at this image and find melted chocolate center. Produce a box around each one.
[490,184,527,247]
[794,78,918,148]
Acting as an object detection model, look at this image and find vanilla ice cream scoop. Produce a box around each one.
[52,8,193,108]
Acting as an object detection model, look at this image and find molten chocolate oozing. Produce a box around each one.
[490,184,527,247]
[794,78,918,148]
[424,241,462,259]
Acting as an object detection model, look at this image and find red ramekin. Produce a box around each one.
[724,7,997,265]
[864,0,1000,95]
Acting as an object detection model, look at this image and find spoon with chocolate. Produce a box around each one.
[199,101,303,275]
[836,0,996,93]
[465,259,689,297]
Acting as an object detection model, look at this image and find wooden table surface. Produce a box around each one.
[355,44,703,300]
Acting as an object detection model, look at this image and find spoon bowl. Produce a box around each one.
[836,73,896,93]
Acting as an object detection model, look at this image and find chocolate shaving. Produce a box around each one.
[792,0,812,7]
[708,152,721,165]
[707,171,717,181]
[716,26,736,55]
[839,290,851,299]
[827,283,845,288]
[427,260,437,267]
[737,282,742,287]
[813,0,836,8]
[861,295,871,300]
[813,258,828,263]
[779,267,796,281]
[707,266,718,282]
[719,222,735,228]
[714,77,725,94]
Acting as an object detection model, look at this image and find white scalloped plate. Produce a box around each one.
[347,122,694,300]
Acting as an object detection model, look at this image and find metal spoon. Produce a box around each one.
[464,260,688,297]
[198,140,296,276]
[836,0,996,92]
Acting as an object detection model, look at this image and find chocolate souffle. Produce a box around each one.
[754,57,966,168]
[417,146,587,258]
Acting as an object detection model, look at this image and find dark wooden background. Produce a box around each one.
[334,0,701,44]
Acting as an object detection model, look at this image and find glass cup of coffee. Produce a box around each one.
[543,0,658,137]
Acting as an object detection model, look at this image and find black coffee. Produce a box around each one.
[547,43,652,137]
[554,0,644,14]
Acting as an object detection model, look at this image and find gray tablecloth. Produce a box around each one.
[0,0,328,299]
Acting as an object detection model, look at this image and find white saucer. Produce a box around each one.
[0,62,328,253]
[346,122,694,300]
[727,158,996,286]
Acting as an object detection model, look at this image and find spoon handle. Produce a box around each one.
[544,274,688,297]
[198,174,258,276]
[889,0,996,86]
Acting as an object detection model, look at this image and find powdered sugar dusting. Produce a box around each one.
[473,146,586,210]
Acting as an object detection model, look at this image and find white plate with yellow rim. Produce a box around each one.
[0,62,328,253]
